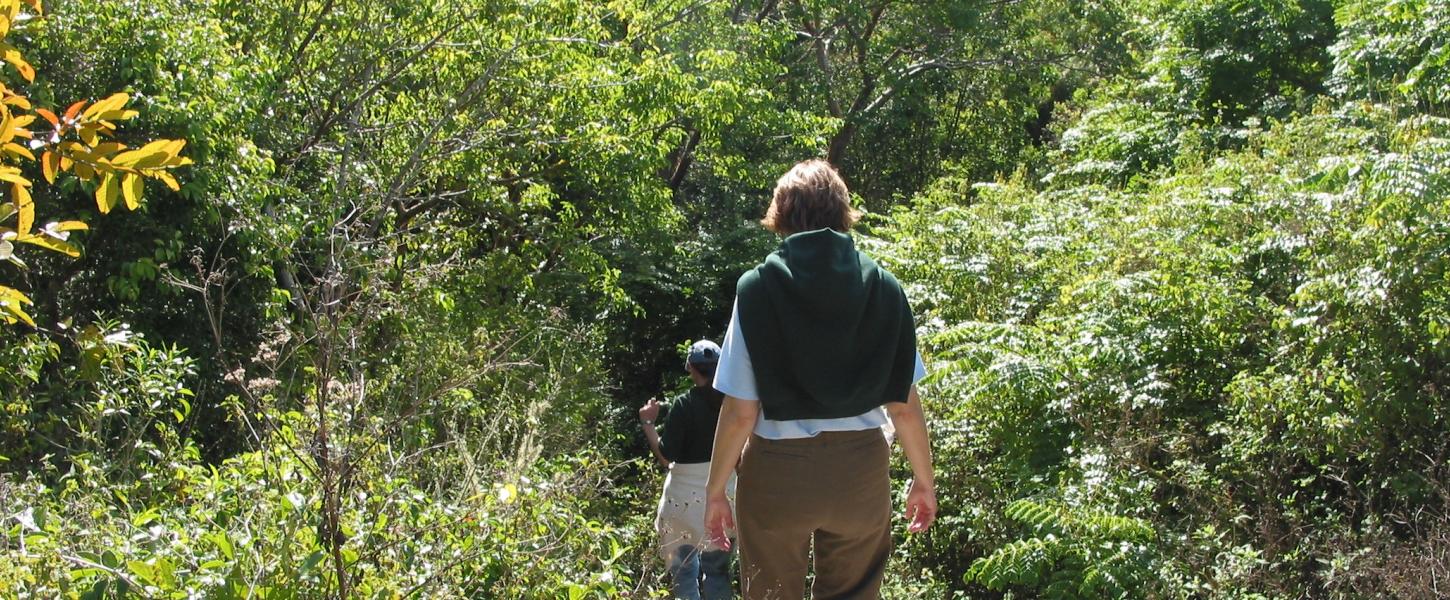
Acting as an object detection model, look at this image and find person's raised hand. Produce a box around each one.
[639,397,661,423]
[703,493,735,551]
[904,478,937,533]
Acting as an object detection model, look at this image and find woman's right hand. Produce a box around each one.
[703,493,735,550]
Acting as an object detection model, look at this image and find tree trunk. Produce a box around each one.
[827,120,857,165]
[668,128,702,195]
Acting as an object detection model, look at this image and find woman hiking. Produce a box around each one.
[703,159,937,599]
[641,340,736,599]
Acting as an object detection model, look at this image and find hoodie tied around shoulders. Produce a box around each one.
[735,228,917,421]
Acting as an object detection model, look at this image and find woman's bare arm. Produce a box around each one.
[703,395,758,548]
[885,385,937,532]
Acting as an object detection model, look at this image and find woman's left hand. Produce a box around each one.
[703,493,735,550]
[904,478,937,533]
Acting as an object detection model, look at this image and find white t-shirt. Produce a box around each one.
[712,299,927,440]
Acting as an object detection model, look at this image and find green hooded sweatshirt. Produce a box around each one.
[735,228,916,420]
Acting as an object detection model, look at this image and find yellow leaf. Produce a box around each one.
[121,173,142,210]
[163,139,187,156]
[3,141,32,160]
[51,220,87,231]
[3,93,29,110]
[0,44,33,83]
[40,150,55,183]
[122,139,189,170]
[156,171,180,192]
[12,180,30,235]
[0,104,12,146]
[89,141,126,157]
[0,165,25,185]
[95,173,119,213]
[0,284,34,304]
[137,139,172,154]
[78,124,98,147]
[82,93,127,120]
[96,109,139,122]
[16,232,78,257]
[111,140,169,166]
[0,284,36,327]
[113,148,169,169]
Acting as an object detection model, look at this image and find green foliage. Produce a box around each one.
[1039,0,1337,188]
[3,449,638,598]
[1168,0,1335,123]
[1332,0,1450,108]
[0,320,195,481]
[878,8,1450,592]
[966,499,1157,598]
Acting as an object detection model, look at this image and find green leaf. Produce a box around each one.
[300,551,324,575]
[131,507,160,528]
[127,559,156,585]
[209,531,234,560]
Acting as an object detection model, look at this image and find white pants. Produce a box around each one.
[655,461,735,560]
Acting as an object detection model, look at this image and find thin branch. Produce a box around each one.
[638,0,719,40]
[284,10,478,172]
[59,554,153,598]
[277,0,341,89]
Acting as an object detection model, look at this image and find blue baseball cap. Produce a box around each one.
[687,340,720,365]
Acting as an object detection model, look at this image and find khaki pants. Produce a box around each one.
[736,429,892,600]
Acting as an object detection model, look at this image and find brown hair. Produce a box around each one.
[760,159,861,235]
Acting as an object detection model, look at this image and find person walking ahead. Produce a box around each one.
[703,159,937,599]
[641,340,735,600]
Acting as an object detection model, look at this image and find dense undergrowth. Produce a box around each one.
[872,1,1450,596]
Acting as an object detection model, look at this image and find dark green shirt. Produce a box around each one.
[659,386,723,464]
[735,228,916,420]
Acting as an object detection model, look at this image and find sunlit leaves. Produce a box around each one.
[0,283,33,325]
[94,172,118,213]
[0,0,187,327]
[1331,0,1450,107]
[13,229,76,256]
[0,43,31,82]
[121,173,141,210]
[39,95,191,213]
[10,177,27,232]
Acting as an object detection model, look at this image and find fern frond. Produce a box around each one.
[967,536,1062,590]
